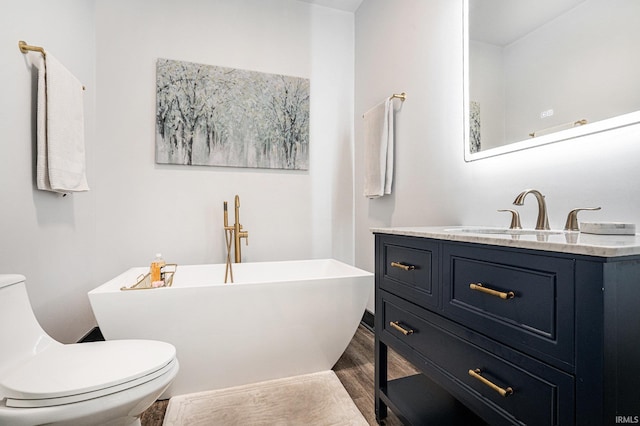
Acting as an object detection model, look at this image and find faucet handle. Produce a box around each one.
[564,207,602,231]
[239,230,249,245]
[498,209,522,230]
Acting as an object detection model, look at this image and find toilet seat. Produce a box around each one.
[1,339,176,408]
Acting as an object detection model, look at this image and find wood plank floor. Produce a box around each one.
[141,324,417,425]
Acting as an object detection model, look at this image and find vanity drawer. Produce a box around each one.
[381,292,575,425]
[442,243,575,369]
[376,234,439,309]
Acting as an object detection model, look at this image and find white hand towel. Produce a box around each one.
[363,98,394,198]
[36,52,89,194]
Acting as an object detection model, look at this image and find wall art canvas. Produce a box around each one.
[156,58,309,170]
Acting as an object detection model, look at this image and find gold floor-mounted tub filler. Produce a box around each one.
[223,195,249,283]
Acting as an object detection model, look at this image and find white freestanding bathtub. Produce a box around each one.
[88,259,372,398]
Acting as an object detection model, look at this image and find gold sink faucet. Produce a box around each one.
[513,189,550,230]
[224,195,249,263]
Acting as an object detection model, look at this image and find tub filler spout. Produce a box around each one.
[223,194,249,263]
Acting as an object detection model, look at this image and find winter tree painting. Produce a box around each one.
[156,58,310,170]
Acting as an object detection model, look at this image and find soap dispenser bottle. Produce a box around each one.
[150,253,166,283]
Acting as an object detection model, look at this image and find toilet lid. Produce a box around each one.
[2,340,176,408]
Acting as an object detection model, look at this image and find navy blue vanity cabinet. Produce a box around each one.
[374,232,640,426]
[441,242,575,371]
[378,235,440,310]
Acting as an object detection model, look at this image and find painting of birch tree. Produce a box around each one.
[156,58,309,170]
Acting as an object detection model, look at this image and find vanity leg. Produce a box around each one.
[375,334,388,423]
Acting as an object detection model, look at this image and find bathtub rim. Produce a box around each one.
[89,258,373,293]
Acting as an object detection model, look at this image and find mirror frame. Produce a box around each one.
[463,0,640,162]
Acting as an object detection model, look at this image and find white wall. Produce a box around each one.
[0,0,354,342]
[93,0,355,286]
[355,0,640,312]
[7,0,636,337]
[0,0,97,343]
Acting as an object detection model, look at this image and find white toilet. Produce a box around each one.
[0,274,179,426]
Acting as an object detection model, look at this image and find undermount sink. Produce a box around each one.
[444,227,564,236]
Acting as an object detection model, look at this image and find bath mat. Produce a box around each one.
[162,370,368,425]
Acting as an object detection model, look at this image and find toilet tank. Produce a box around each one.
[0,275,57,372]
[0,274,26,290]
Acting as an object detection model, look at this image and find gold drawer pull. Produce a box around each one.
[391,261,416,271]
[389,321,414,335]
[468,368,513,397]
[469,283,514,300]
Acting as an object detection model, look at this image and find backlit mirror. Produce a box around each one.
[464,0,640,161]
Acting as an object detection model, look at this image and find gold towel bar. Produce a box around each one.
[18,40,46,56]
[18,40,86,90]
[390,92,407,101]
[529,119,587,138]
[361,92,407,118]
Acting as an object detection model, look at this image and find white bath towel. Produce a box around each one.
[363,98,394,198]
[36,52,89,194]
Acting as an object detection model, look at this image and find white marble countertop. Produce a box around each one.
[371,226,640,258]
